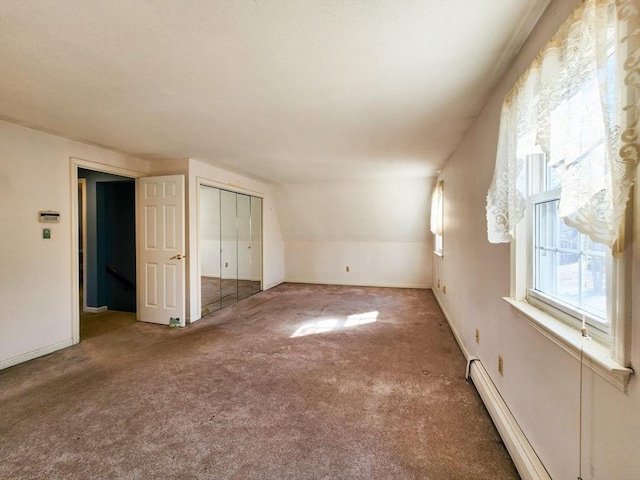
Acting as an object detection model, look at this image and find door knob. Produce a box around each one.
[170,254,186,260]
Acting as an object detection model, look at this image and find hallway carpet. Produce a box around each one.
[0,284,518,479]
[80,309,137,341]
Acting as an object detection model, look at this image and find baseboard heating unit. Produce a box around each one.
[433,289,551,480]
[466,357,551,480]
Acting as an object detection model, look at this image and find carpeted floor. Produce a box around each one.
[0,283,518,479]
[78,284,137,341]
[80,309,137,341]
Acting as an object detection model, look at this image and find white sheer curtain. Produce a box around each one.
[486,0,639,253]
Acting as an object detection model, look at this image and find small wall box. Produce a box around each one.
[39,211,60,223]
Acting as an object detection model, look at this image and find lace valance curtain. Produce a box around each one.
[486,0,639,253]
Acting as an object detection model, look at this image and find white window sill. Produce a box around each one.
[503,297,633,393]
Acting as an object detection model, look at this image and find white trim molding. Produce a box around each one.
[0,339,74,370]
[504,297,634,393]
[432,289,469,359]
[70,157,144,344]
[83,305,108,313]
[286,279,431,289]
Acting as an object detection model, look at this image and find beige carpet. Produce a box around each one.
[0,283,518,479]
[80,309,137,341]
[79,284,137,341]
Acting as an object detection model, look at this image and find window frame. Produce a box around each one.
[507,177,633,392]
[524,155,613,343]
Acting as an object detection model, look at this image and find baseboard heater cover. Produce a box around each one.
[468,359,551,480]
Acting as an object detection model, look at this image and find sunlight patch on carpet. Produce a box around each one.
[291,311,378,338]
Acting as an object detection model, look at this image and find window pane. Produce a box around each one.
[546,164,562,191]
[435,234,443,254]
[533,200,608,324]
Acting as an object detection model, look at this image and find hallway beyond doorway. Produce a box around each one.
[79,285,137,340]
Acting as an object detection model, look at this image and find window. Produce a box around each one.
[431,180,443,256]
[526,154,612,342]
[434,231,443,257]
[485,0,637,391]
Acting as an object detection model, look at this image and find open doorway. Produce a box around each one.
[77,168,137,340]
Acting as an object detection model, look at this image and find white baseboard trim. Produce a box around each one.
[432,288,550,480]
[432,288,469,358]
[83,305,107,313]
[264,281,283,291]
[283,279,430,289]
[0,339,74,370]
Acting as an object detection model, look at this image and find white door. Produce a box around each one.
[137,175,186,326]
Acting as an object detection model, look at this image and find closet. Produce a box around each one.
[199,185,262,314]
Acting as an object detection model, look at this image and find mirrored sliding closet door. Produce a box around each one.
[199,185,263,315]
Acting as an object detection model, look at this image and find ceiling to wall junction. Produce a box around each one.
[0,0,549,184]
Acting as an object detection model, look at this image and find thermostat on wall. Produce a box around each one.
[39,211,60,223]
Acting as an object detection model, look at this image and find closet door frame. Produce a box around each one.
[196,178,264,319]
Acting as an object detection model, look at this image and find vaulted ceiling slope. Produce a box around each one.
[0,0,549,184]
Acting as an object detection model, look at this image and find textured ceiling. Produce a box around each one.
[0,0,549,184]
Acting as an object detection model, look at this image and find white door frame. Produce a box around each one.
[69,158,144,344]
[78,178,87,312]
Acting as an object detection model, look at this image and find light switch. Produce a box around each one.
[42,228,51,239]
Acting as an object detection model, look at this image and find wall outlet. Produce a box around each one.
[498,355,504,376]
[475,329,480,344]
[42,228,51,239]
[345,266,350,272]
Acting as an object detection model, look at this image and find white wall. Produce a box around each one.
[277,178,433,288]
[432,1,640,478]
[0,121,148,368]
